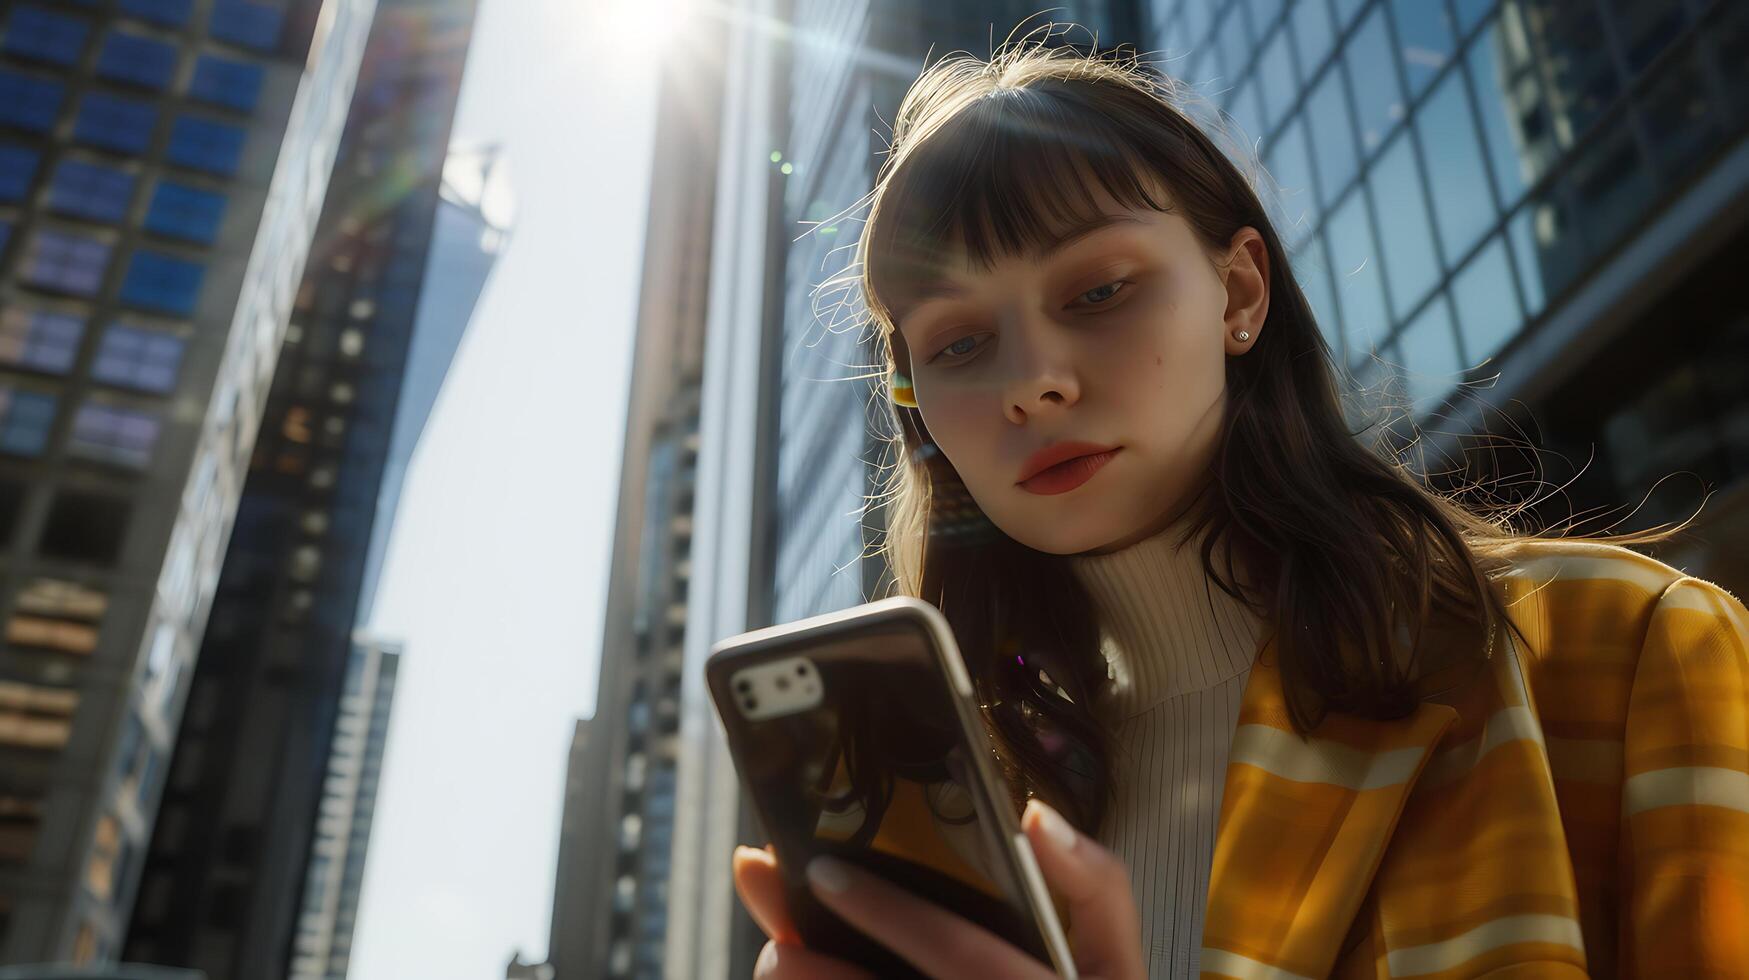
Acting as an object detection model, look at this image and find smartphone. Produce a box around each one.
[707,596,1078,978]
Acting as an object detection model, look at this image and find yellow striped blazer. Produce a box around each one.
[1198,539,1749,979]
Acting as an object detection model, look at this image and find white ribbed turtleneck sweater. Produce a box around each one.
[1067,515,1270,980]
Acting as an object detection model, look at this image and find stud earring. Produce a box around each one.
[890,370,918,408]
[1233,330,1251,343]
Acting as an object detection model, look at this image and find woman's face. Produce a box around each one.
[893,183,1271,556]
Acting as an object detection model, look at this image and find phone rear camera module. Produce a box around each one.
[744,697,758,712]
[775,676,790,692]
[796,664,808,675]
[736,679,751,693]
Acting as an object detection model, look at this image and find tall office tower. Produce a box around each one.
[119,2,479,977]
[1138,0,1748,596]
[356,141,509,624]
[539,15,725,980]
[286,636,399,980]
[0,0,379,965]
[660,3,1138,978]
[533,717,597,978]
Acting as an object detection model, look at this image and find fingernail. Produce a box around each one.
[1030,799,1078,854]
[807,856,853,894]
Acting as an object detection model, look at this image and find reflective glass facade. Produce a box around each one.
[1144,0,1747,585]
[1147,0,1745,414]
[0,0,380,964]
[119,4,480,977]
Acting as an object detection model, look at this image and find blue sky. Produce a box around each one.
[348,1,657,975]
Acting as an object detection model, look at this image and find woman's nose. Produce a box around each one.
[1001,316,1081,425]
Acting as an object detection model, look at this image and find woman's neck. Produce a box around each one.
[1067,513,1270,719]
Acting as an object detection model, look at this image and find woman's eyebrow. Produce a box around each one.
[897,214,1145,316]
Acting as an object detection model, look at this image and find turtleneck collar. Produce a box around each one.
[1067,513,1271,720]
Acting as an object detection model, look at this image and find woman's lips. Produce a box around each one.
[1018,449,1120,495]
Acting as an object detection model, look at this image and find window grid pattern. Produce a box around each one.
[96,31,179,90]
[119,250,204,316]
[1147,0,1746,410]
[117,0,194,29]
[189,55,264,112]
[0,145,39,201]
[93,324,185,393]
[49,160,138,224]
[70,403,161,469]
[145,181,227,243]
[166,116,245,176]
[0,387,59,457]
[0,71,66,133]
[75,93,160,154]
[20,229,113,297]
[208,3,284,51]
[2,6,90,67]
[0,308,86,375]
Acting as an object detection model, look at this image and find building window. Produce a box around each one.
[144,180,226,243]
[0,479,24,547]
[1416,67,1496,262]
[119,250,204,316]
[208,2,283,50]
[188,55,263,112]
[0,145,40,201]
[167,115,244,176]
[0,308,85,375]
[15,577,109,620]
[49,159,137,223]
[39,490,131,565]
[0,679,78,750]
[0,387,57,457]
[69,402,161,470]
[93,324,185,393]
[74,93,160,154]
[96,31,179,90]
[5,609,99,655]
[19,229,111,296]
[85,814,121,901]
[0,790,45,864]
[2,6,90,67]
[1394,294,1464,412]
[118,0,193,28]
[0,70,66,133]
[289,544,320,582]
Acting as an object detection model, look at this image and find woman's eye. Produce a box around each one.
[934,335,983,361]
[1075,280,1128,306]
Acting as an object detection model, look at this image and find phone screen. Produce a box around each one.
[715,613,1059,975]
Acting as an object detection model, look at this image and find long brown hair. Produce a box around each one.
[835,33,1692,834]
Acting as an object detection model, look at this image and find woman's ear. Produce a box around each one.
[1220,227,1270,350]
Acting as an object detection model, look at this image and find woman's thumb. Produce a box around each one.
[733,844,801,946]
[1021,799,1144,978]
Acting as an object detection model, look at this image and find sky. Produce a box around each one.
[347,0,659,975]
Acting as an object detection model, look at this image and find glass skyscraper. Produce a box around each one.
[0,0,378,964]
[286,636,399,980]
[119,3,480,977]
[1142,0,1746,585]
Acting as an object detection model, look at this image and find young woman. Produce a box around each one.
[732,36,1749,980]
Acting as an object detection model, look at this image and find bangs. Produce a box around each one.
[866,84,1175,324]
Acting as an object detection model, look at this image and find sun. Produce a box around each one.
[596,0,697,52]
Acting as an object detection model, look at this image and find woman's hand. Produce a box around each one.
[732,798,1145,979]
